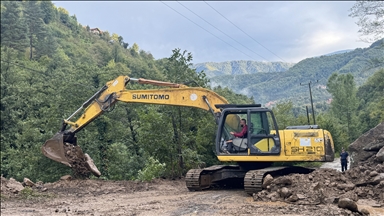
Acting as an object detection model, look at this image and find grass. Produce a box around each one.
[19,187,56,200]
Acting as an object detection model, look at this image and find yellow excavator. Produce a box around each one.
[42,75,335,194]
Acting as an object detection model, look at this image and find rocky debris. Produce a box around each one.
[349,122,384,167]
[253,122,384,216]
[357,199,382,208]
[1,176,49,198]
[359,208,370,216]
[23,178,35,187]
[338,198,359,212]
[60,175,72,181]
[1,176,27,197]
[63,143,91,178]
[262,174,273,188]
[377,147,384,162]
[5,178,24,194]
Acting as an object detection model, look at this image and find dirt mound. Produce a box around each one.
[254,122,384,215]
[254,165,383,215]
[63,143,91,178]
[1,176,24,198]
[349,122,384,167]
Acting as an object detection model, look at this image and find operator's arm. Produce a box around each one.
[232,125,248,138]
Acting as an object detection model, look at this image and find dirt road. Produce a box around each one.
[2,176,383,216]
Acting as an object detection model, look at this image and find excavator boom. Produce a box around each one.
[42,76,228,177]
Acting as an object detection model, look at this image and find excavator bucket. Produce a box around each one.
[41,132,71,167]
[42,132,101,177]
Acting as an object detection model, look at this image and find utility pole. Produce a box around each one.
[300,80,318,125]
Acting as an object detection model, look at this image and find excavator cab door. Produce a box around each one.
[216,106,281,156]
[248,110,281,155]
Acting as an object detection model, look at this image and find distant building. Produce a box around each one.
[90,28,103,35]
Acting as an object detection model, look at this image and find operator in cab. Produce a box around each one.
[224,119,248,153]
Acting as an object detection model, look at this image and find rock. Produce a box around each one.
[41,188,48,192]
[273,177,292,186]
[60,175,72,181]
[312,182,321,191]
[363,141,384,151]
[378,180,384,188]
[279,187,291,198]
[23,178,35,187]
[369,171,378,177]
[296,194,306,200]
[325,197,338,204]
[344,183,355,191]
[266,191,279,200]
[262,174,273,188]
[337,183,355,191]
[359,208,370,216]
[372,173,384,184]
[338,198,358,212]
[357,199,381,207]
[376,147,384,162]
[7,178,24,193]
[308,175,313,180]
[348,122,384,167]
[286,194,298,202]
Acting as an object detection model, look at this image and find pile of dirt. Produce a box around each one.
[349,122,384,167]
[254,122,384,215]
[1,176,46,198]
[63,142,91,178]
[254,165,384,202]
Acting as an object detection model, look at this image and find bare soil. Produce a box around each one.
[1,176,384,216]
[2,123,383,215]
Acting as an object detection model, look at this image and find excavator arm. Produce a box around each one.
[42,75,228,177]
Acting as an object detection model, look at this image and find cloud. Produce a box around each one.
[52,1,367,64]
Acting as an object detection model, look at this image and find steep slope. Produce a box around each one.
[194,60,295,78]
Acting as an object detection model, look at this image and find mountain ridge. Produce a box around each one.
[197,39,384,107]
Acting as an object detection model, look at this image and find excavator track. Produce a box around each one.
[186,165,315,194]
[244,166,315,195]
[185,169,205,191]
[186,165,245,191]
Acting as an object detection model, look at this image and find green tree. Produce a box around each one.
[327,73,359,142]
[40,1,56,24]
[0,1,28,52]
[356,68,384,132]
[25,0,47,60]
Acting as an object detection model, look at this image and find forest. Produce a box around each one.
[1,1,383,183]
[206,39,384,106]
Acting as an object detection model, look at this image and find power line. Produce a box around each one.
[176,1,268,61]
[160,1,257,61]
[204,1,287,62]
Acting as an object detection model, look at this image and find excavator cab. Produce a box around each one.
[216,105,281,156]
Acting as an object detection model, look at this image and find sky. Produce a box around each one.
[52,1,368,64]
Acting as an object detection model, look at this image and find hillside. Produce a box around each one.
[0,1,254,183]
[206,39,384,106]
[194,60,295,78]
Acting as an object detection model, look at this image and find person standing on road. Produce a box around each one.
[340,148,349,172]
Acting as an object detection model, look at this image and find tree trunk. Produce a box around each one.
[29,35,33,60]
